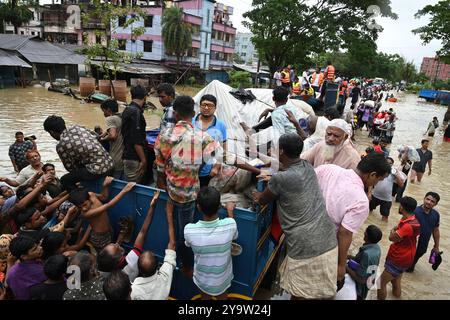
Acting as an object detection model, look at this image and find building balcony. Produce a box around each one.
[209,59,233,69]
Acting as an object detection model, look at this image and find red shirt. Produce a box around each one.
[387,215,421,268]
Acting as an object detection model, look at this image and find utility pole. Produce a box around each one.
[255,57,260,87]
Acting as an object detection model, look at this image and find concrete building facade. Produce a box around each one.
[235,32,258,65]
[420,57,450,81]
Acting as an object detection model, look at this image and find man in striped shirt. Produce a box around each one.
[184,187,237,300]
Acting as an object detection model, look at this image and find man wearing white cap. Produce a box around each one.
[301,119,361,170]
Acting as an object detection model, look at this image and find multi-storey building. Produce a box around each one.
[4,6,44,38]
[112,0,236,78]
[420,57,450,81]
[235,32,258,65]
[4,1,106,46]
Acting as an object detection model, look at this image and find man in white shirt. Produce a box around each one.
[131,199,177,300]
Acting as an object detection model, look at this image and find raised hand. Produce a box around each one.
[103,176,114,187]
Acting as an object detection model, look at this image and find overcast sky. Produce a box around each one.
[226,0,442,68]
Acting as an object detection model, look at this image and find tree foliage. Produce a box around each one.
[0,1,36,34]
[243,0,397,83]
[81,0,146,93]
[413,0,450,63]
[161,6,192,76]
[229,70,252,88]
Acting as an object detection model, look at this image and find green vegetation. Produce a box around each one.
[243,0,397,85]
[0,0,36,34]
[413,0,450,64]
[162,6,192,78]
[229,70,252,88]
[80,1,146,98]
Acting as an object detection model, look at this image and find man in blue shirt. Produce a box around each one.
[406,192,441,272]
[193,94,228,187]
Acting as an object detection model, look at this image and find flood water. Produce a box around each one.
[0,86,448,299]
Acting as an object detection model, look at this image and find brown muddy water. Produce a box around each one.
[0,87,448,299]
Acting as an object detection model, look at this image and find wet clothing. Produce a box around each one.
[105,113,124,172]
[315,164,369,234]
[9,140,34,171]
[412,148,432,173]
[57,125,114,176]
[192,114,227,178]
[160,103,176,133]
[301,140,361,170]
[185,217,238,296]
[90,229,113,253]
[268,160,337,260]
[279,246,338,299]
[387,215,421,269]
[411,206,440,267]
[154,120,219,204]
[353,243,381,300]
[122,102,147,162]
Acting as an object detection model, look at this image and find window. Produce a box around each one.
[118,15,126,27]
[143,40,153,52]
[225,34,230,42]
[20,31,24,35]
[187,48,199,58]
[96,35,102,44]
[144,15,153,28]
[205,35,208,49]
[118,39,126,50]
[31,31,35,35]
[242,45,247,49]
[206,9,210,27]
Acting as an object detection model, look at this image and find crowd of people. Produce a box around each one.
[0,67,446,301]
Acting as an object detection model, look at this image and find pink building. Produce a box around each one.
[420,57,450,81]
[111,0,236,77]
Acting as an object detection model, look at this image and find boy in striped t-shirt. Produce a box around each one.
[184,187,238,300]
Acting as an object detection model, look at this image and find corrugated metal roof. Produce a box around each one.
[0,34,33,51]
[0,49,32,68]
[90,60,171,75]
[0,34,85,65]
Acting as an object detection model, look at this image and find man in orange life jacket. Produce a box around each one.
[292,77,302,96]
[319,61,335,101]
[281,67,291,89]
[337,78,348,115]
[310,68,324,96]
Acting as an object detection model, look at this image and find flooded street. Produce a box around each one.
[0,87,448,299]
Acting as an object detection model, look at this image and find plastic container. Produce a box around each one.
[347,259,360,271]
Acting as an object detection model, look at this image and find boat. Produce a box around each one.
[88,92,111,103]
[388,97,397,102]
[84,177,284,300]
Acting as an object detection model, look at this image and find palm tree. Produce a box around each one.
[161,6,192,77]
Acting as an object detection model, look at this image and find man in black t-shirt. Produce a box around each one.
[410,139,433,183]
[121,85,148,183]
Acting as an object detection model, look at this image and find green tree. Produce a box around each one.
[243,0,397,85]
[81,1,146,98]
[413,0,450,63]
[0,0,36,34]
[229,70,252,88]
[162,6,192,78]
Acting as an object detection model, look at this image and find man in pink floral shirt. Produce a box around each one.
[155,95,260,276]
